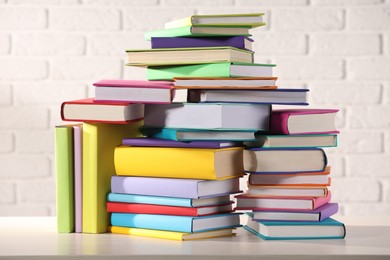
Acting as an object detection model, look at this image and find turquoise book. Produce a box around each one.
[111,213,241,233]
[244,213,346,240]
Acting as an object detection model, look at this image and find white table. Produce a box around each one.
[0,216,389,259]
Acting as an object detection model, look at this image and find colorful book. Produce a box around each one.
[244,148,327,173]
[246,185,329,198]
[252,203,339,222]
[82,122,141,234]
[111,176,241,199]
[245,213,346,240]
[110,213,242,232]
[144,26,251,40]
[248,167,331,186]
[55,125,74,233]
[107,193,232,207]
[122,137,242,148]
[144,103,271,130]
[187,88,308,105]
[245,134,338,148]
[147,62,276,80]
[72,124,83,233]
[114,146,243,180]
[151,36,253,50]
[270,109,340,135]
[235,191,331,210]
[109,226,235,241]
[164,13,265,29]
[174,77,277,89]
[141,127,259,141]
[61,98,144,124]
[126,47,254,66]
[93,79,176,104]
[107,202,233,216]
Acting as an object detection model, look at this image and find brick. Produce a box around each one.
[349,58,390,80]
[163,0,234,5]
[123,8,195,31]
[9,0,80,4]
[14,33,86,56]
[308,82,382,105]
[343,203,390,216]
[0,7,47,30]
[236,0,308,5]
[312,0,384,5]
[331,178,381,202]
[311,33,381,56]
[51,58,122,80]
[0,132,14,153]
[0,107,48,129]
[0,155,50,178]
[16,130,54,154]
[89,32,149,56]
[19,179,55,203]
[0,33,10,54]
[337,131,383,154]
[273,58,344,80]
[272,8,344,31]
[326,153,345,177]
[50,8,120,31]
[348,6,390,30]
[348,154,390,177]
[14,82,87,105]
[0,84,12,105]
[252,32,307,55]
[0,204,50,216]
[0,183,16,204]
[349,106,390,129]
[0,59,48,80]
[86,0,158,5]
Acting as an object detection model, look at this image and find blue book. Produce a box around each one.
[141,126,258,141]
[111,213,242,233]
[245,213,346,240]
[107,193,232,207]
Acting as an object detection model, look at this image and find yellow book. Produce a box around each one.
[83,122,141,234]
[109,226,235,241]
[114,146,244,180]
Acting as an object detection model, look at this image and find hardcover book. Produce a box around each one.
[246,185,329,198]
[72,124,83,233]
[173,77,277,89]
[245,134,338,148]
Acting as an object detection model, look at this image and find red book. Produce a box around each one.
[106,202,234,216]
[269,109,339,135]
[61,98,144,124]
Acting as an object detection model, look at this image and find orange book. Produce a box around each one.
[246,185,329,198]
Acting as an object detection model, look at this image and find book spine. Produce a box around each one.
[319,203,339,221]
[107,193,193,207]
[73,125,82,233]
[107,202,198,216]
[140,127,179,141]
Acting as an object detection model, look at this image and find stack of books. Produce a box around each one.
[236,109,346,240]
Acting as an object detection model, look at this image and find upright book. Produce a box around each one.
[72,124,83,233]
[82,122,141,234]
[114,146,244,180]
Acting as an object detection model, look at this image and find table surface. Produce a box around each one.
[0,216,389,260]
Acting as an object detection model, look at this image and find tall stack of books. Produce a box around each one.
[236,109,346,240]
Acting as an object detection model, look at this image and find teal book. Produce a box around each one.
[141,126,258,141]
[244,213,346,240]
[147,62,276,81]
[55,125,74,233]
[111,213,241,233]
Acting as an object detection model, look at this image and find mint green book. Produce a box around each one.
[55,125,74,233]
[144,26,251,40]
[147,62,276,81]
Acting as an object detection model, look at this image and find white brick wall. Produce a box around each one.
[0,0,389,217]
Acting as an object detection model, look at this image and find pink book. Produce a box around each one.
[73,125,83,233]
[235,191,331,211]
[93,79,178,104]
[269,109,340,135]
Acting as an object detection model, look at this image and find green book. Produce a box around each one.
[55,125,74,233]
[144,26,251,40]
[147,62,276,81]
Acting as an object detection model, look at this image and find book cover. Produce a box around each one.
[111,176,241,199]
[109,226,235,241]
[110,213,242,233]
[82,122,141,234]
[151,36,253,50]
[114,146,244,180]
[55,125,74,233]
[72,124,82,233]
[122,137,242,149]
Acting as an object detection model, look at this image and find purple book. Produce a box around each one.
[252,203,339,222]
[72,125,83,233]
[111,176,241,199]
[122,137,242,148]
[151,36,253,50]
